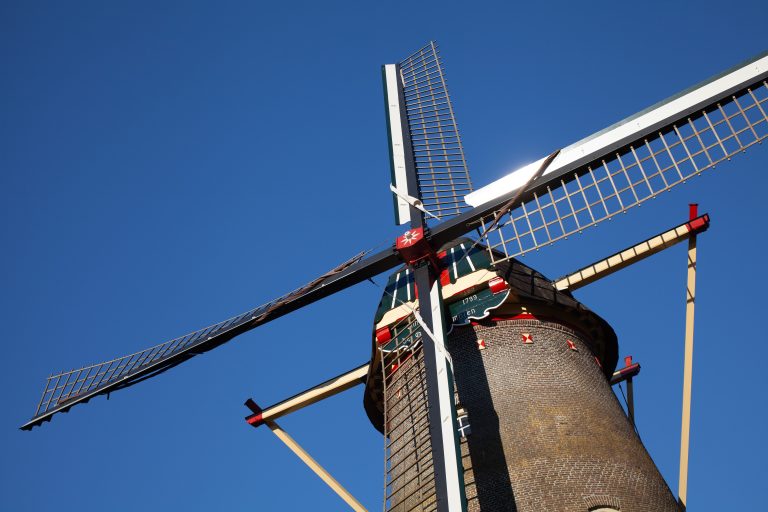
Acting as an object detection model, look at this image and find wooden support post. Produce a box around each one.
[264,419,368,512]
[678,204,698,511]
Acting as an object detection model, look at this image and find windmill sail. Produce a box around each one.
[24,49,768,433]
[21,249,398,430]
[385,42,473,224]
[463,51,768,263]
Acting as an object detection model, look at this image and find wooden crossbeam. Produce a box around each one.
[245,364,368,427]
[554,213,709,292]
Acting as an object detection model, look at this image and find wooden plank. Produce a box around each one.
[247,364,368,426]
[554,214,708,292]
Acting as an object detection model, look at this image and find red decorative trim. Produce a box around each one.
[521,333,533,344]
[610,362,641,384]
[616,362,640,376]
[594,356,603,369]
[685,213,709,233]
[375,326,392,345]
[566,339,578,351]
[477,339,487,350]
[488,276,509,294]
[246,413,263,427]
[244,399,263,428]
[470,314,592,348]
[440,269,451,286]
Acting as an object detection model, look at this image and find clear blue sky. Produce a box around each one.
[2,1,766,510]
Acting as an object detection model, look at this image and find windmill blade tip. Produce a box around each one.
[19,415,50,431]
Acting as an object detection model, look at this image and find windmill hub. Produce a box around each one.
[395,227,440,272]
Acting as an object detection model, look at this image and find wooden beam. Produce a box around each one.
[265,419,368,512]
[610,361,641,385]
[554,214,709,292]
[246,364,368,427]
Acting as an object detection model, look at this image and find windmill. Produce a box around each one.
[20,40,768,512]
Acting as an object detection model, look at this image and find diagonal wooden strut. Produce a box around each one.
[243,378,369,512]
[263,418,367,512]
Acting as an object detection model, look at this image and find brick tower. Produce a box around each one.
[364,242,679,512]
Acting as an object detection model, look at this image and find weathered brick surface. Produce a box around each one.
[447,319,680,512]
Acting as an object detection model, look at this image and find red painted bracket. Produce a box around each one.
[685,213,710,234]
[244,398,264,428]
[610,356,641,385]
[488,276,509,294]
[375,326,392,346]
[685,204,710,234]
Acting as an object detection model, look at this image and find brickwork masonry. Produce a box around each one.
[448,319,680,512]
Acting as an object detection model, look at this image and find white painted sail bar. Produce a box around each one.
[466,52,768,208]
[383,63,412,225]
